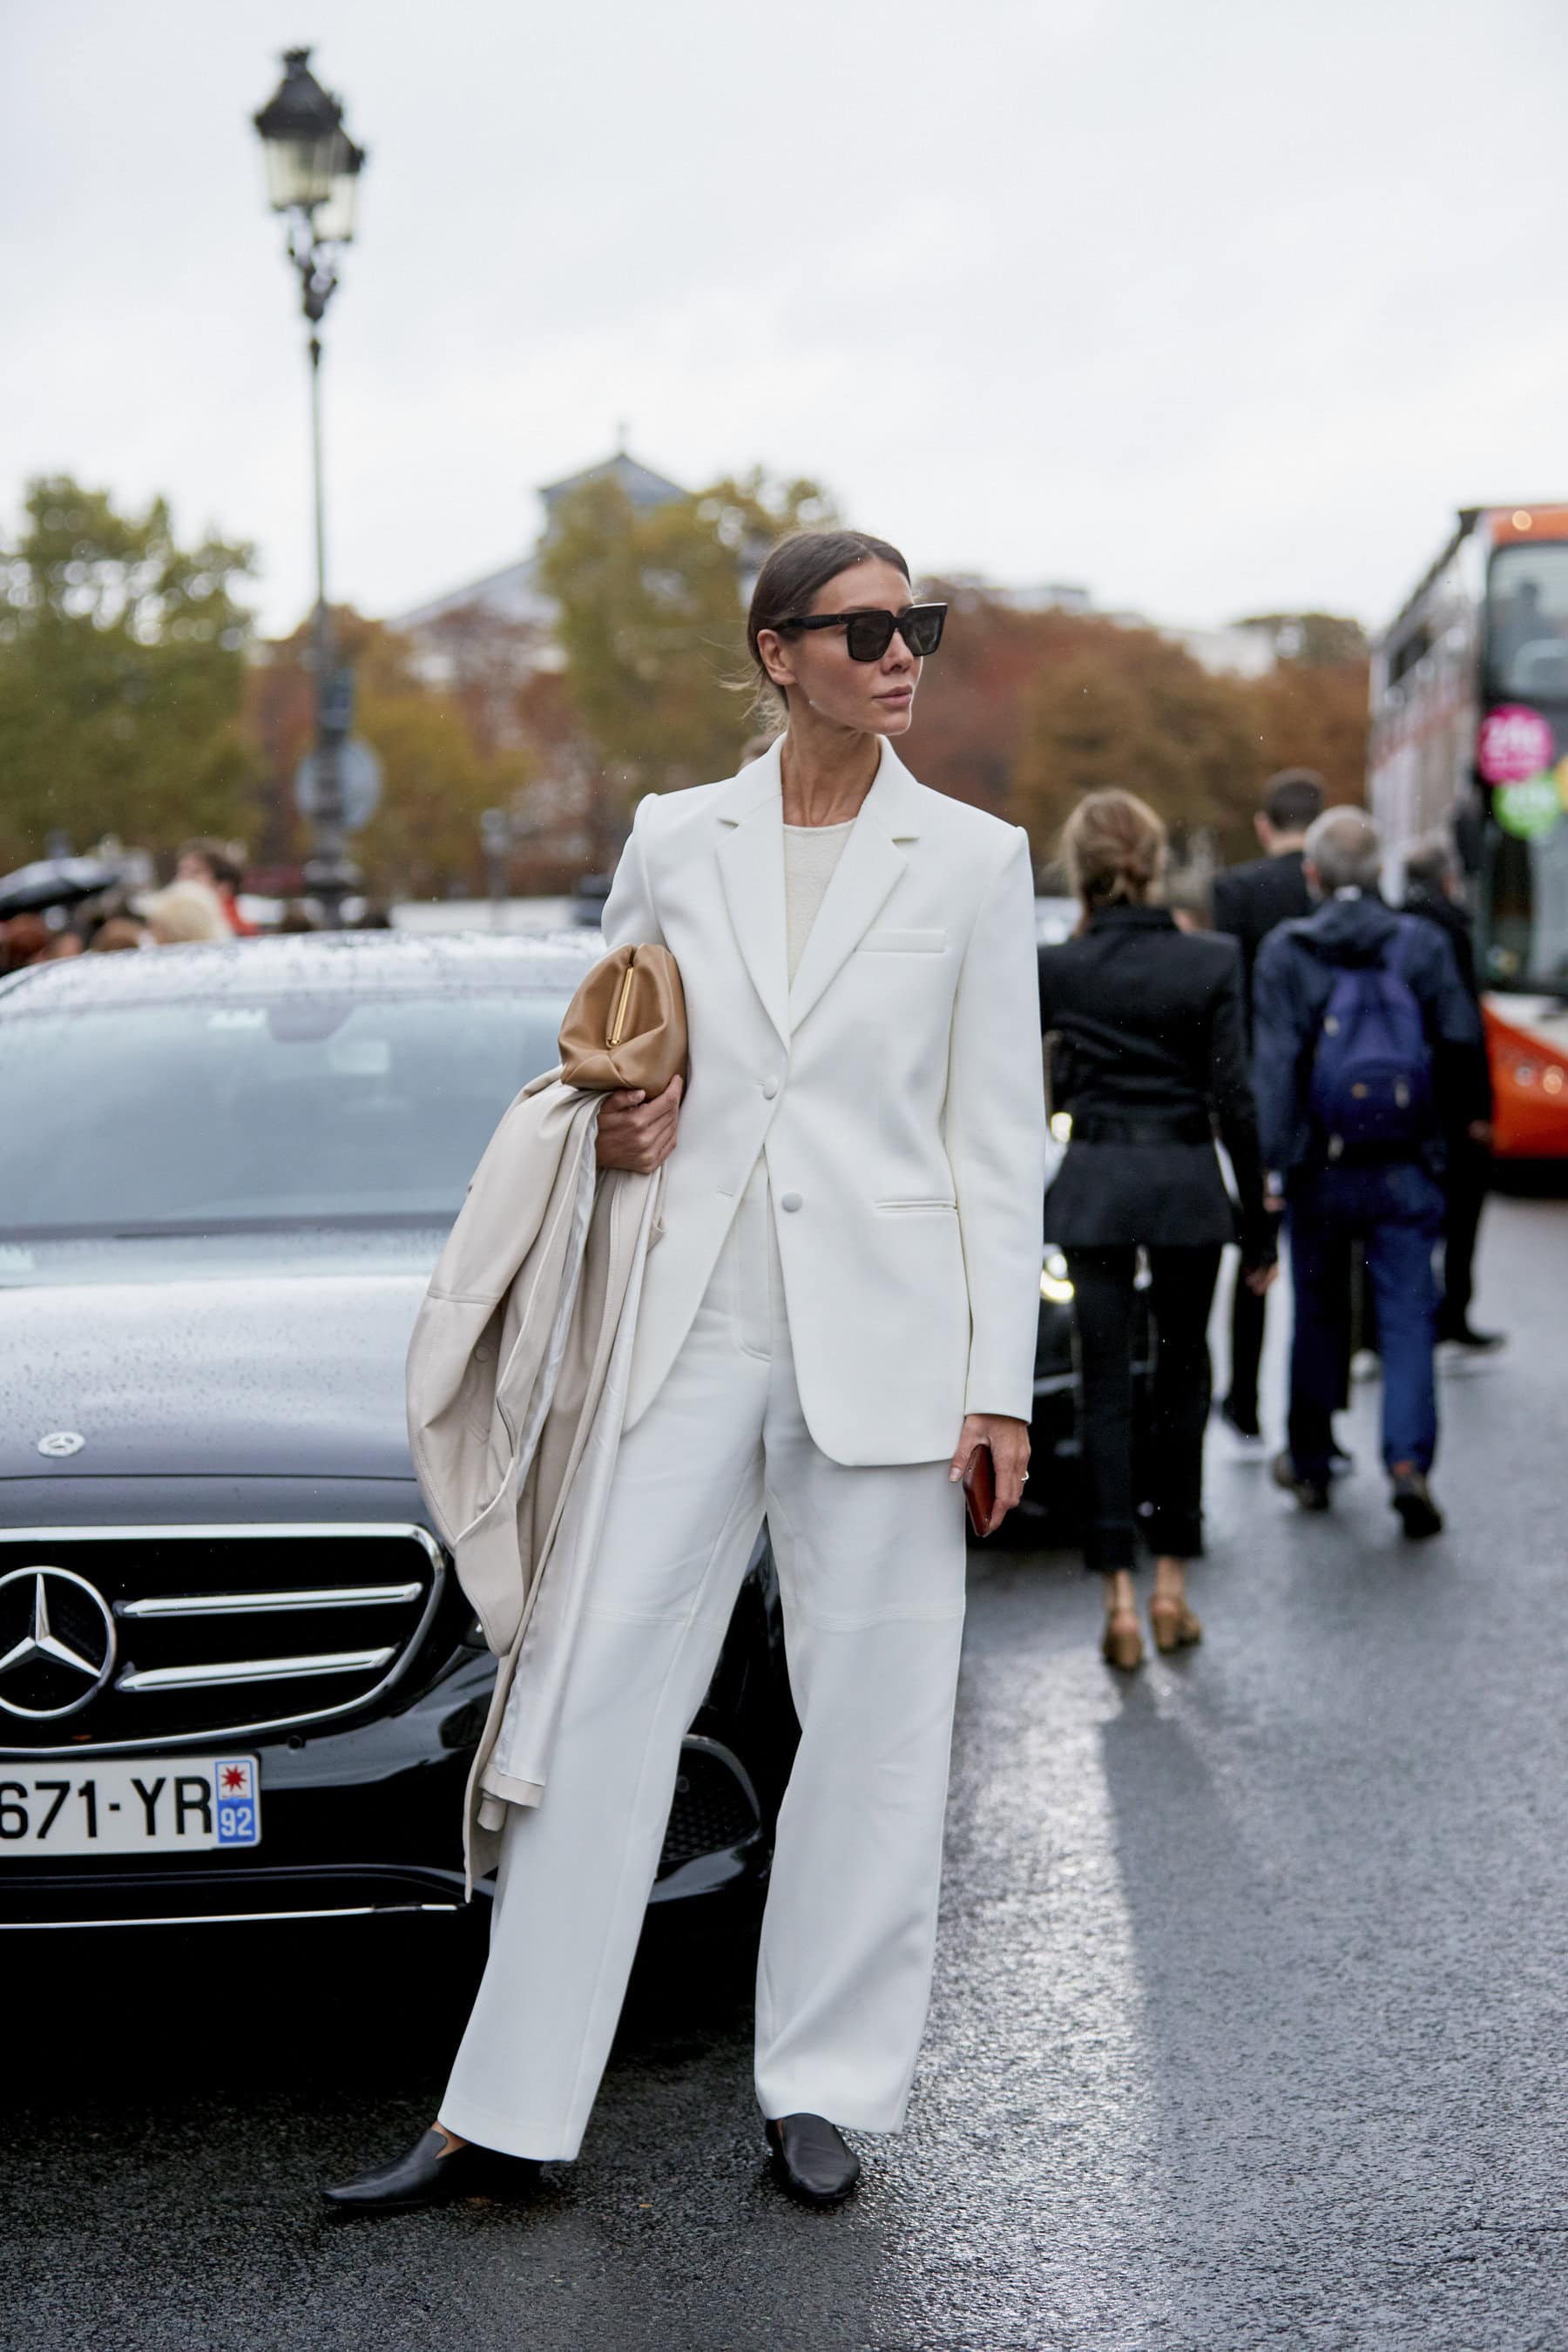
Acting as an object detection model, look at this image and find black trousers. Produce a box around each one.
[1065,1245,1224,1573]
[1222,1208,1282,1427]
[1437,1138,1490,1334]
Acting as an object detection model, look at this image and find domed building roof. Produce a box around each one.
[391,448,686,638]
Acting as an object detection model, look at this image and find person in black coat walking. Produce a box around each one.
[1039,790,1276,1672]
[1209,767,1325,1441]
[1401,834,1504,1354]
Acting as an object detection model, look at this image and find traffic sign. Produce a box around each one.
[294,738,382,832]
[319,667,356,740]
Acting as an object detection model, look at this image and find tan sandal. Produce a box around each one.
[1101,1608,1144,1672]
[1148,1596,1203,1653]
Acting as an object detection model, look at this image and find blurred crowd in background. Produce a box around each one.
[0,838,394,973]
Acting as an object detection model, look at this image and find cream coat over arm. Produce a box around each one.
[601,736,1046,1467]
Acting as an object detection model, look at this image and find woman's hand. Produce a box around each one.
[596,1074,683,1173]
[949,1412,1030,1536]
[1244,1260,1279,1297]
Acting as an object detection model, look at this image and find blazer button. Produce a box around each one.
[779,1191,802,1213]
[761,1075,781,1099]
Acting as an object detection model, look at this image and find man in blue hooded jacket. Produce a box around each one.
[1253,807,1480,1536]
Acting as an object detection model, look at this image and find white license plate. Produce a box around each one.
[0,1755,260,1856]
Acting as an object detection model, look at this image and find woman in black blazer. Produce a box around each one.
[1038,791,1275,1670]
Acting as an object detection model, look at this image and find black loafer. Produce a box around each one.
[323,2126,532,2213]
[1437,1323,1506,1354]
[764,2113,862,2207]
[1271,1450,1330,1513]
[1391,1470,1443,1539]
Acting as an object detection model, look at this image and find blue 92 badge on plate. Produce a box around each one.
[213,1757,261,1847]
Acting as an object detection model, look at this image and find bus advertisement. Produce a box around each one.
[1369,504,1568,1159]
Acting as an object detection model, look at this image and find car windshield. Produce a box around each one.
[0,990,569,1236]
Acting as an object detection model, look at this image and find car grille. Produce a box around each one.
[0,1524,444,1754]
[656,1736,761,1878]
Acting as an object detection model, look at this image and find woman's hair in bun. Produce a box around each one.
[1059,788,1167,909]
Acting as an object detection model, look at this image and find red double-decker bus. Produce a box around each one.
[1370,504,1568,1159]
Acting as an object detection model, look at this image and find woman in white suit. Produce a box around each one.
[328,531,1046,2212]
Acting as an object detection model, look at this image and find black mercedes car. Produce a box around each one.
[0,933,796,1931]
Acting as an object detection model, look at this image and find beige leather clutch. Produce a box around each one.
[558,943,686,1095]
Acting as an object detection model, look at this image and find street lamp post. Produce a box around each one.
[253,49,368,923]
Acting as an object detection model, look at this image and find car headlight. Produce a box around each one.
[1040,1248,1074,1304]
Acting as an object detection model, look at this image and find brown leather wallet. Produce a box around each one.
[558,943,686,1096]
[963,1443,996,1539]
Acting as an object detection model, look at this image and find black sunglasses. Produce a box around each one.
[778,602,948,663]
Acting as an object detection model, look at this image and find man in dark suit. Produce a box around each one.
[1210,768,1325,1442]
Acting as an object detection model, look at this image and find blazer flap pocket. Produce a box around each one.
[858,927,947,954]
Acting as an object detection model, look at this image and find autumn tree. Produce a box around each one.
[245,611,532,900]
[1235,612,1370,668]
[537,469,839,824]
[912,590,1370,870]
[0,476,257,868]
[402,598,555,760]
[904,578,1057,819]
[1243,639,1369,813]
[1010,615,1263,867]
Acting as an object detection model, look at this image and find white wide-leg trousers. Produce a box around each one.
[439,1166,968,2161]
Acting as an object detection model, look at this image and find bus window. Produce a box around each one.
[1387,626,1431,687]
[1488,544,1568,701]
[1484,822,1568,988]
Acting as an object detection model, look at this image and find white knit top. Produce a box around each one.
[782,821,855,982]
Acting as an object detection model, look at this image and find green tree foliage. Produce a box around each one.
[0,476,257,867]
[537,470,838,810]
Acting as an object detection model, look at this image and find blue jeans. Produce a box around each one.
[1286,1162,1443,1484]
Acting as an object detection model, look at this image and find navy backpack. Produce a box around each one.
[1308,922,1433,1157]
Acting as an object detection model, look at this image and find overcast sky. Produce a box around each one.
[4,0,1565,639]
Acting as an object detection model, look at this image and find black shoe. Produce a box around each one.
[1219,1398,1267,1449]
[1437,1324,1506,1355]
[765,2113,862,2207]
[1271,1450,1330,1513]
[1391,1469,1443,1539]
[322,2126,531,2213]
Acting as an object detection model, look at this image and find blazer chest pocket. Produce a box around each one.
[857,927,947,954]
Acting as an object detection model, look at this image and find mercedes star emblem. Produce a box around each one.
[36,1430,86,1458]
[0,1565,117,1719]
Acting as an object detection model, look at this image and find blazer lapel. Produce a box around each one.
[715,746,790,1049]
[786,742,920,1032]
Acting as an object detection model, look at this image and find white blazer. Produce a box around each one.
[602,736,1046,1465]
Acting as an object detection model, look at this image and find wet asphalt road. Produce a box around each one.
[8,1192,1568,2352]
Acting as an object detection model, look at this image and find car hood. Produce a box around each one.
[0,1230,443,1481]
